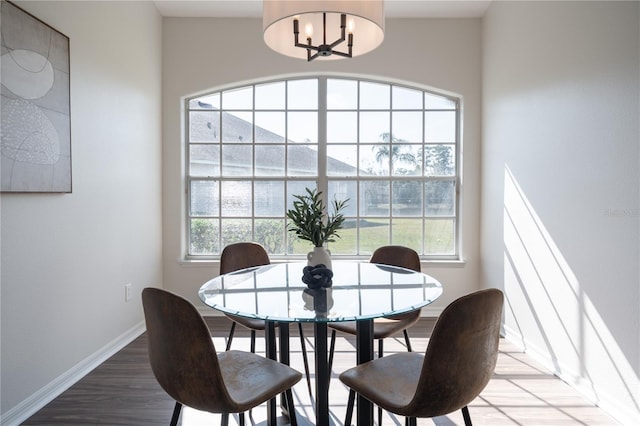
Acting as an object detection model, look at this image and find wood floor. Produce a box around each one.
[23,316,618,425]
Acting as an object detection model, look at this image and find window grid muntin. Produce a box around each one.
[186,76,460,259]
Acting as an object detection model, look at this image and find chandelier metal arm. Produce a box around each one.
[292,13,353,62]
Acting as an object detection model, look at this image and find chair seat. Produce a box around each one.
[219,350,302,412]
[225,313,270,331]
[328,309,421,339]
[339,352,422,415]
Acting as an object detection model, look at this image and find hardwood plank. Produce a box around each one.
[23,317,618,425]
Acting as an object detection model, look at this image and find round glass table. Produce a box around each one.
[199,261,443,426]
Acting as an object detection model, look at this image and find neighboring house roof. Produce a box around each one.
[189,103,358,176]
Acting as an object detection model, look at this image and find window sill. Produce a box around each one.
[178,257,466,268]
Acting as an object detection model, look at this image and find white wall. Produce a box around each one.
[0,1,163,422]
[162,17,483,312]
[481,1,640,424]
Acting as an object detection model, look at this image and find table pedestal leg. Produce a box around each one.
[314,322,329,426]
[279,323,291,417]
[265,321,277,426]
[356,319,374,426]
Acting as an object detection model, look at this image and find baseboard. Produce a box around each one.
[1,321,146,426]
[502,324,640,426]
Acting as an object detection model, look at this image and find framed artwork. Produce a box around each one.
[1,1,71,192]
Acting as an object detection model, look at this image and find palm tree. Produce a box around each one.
[374,132,417,174]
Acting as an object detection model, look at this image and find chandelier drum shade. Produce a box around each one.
[263,0,385,61]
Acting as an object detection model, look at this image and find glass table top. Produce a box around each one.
[198,261,443,323]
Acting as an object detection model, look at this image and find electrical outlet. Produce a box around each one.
[125,283,132,302]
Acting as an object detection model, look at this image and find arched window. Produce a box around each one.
[186,76,459,259]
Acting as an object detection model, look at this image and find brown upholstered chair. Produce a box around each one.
[328,246,423,369]
[142,287,302,426]
[339,288,504,426]
[220,242,312,397]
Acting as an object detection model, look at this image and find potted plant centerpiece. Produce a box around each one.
[286,187,348,270]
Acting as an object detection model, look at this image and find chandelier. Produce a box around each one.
[263,0,385,61]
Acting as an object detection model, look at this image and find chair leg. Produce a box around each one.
[285,388,298,426]
[170,401,182,426]
[225,322,236,351]
[405,416,417,426]
[298,323,313,399]
[403,329,413,352]
[461,405,472,425]
[328,329,337,375]
[239,412,245,426]
[327,329,340,391]
[221,412,229,426]
[377,339,383,425]
[250,330,256,353]
[344,389,356,426]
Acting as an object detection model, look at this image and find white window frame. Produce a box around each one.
[185,75,461,261]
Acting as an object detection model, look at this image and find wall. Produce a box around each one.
[162,17,483,312]
[481,1,640,423]
[0,1,163,423]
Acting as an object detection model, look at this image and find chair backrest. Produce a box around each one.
[142,287,239,413]
[408,288,504,417]
[370,245,422,322]
[369,245,421,272]
[220,242,270,275]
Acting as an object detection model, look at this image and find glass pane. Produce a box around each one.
[255,81,285,109]
[426,180,455,215]
[391,218,422,252]
[360,81,390,109]
[392,86,422,109]
[288,111,317,143]
[360,144,388,176]
[392,111,422,143]
[255,181,285,216]
[360,181,389,216]
[288,79,318,109]
[190,180,219,216]
[327,111,357,143]
[222,145,252,176]
[328,180,357,216]
[222,86,252,109]
[328,227,356,255]
[255,145,285,176]
[222,111,253,143]
[327,78,357,109]
[424,111,456,142]
[189,145,219,177]
[425,92,456,109]
[221,219,252,245]
[359,218,390,254]
[424,144,455,176]
[255,219,285,254]
[327,145,357,176]
[287,145,317,176]
[221,181,252,216]
[425,218,455,255]
[190,111,219,142]
[392,180,422,216]
[255,112,285,143]
[287,180,316,254]
[189,93,220,110]
[360,111,389,142]
[190,218,219,255]
[391,144,421,176]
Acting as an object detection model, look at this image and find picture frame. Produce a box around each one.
[1,1,71,193]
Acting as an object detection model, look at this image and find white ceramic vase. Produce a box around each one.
[307,246,332,270]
